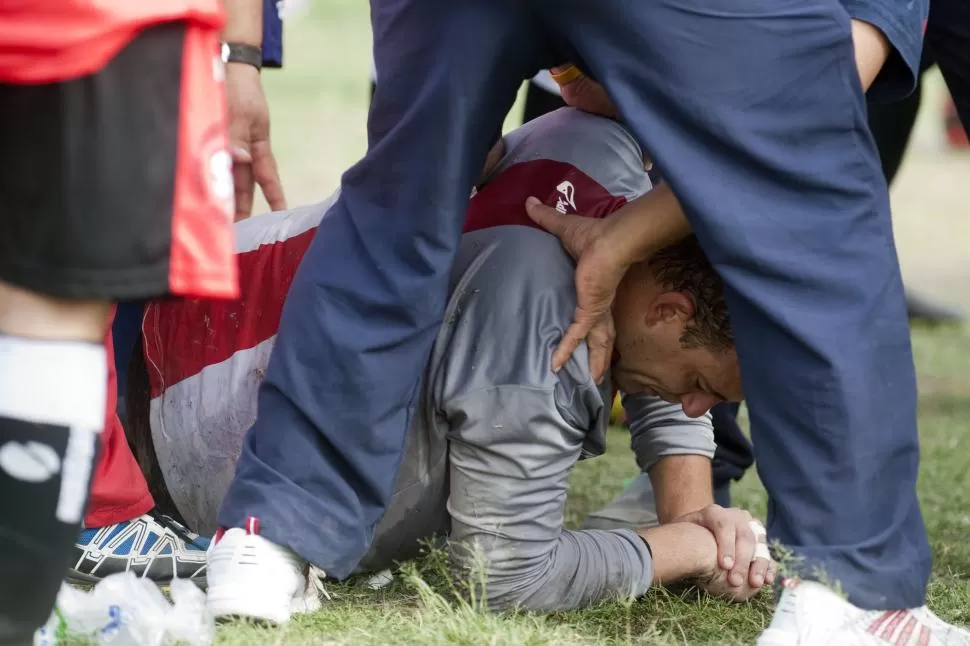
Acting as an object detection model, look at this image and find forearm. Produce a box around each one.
[222,0,263,46]
[638,522,717,586]
[600,19,887,269]
[459,525,655,611]
[851,19,892,91]
[485,519,719,604]
[603,182,691,267]
[649,455,714,524]
[625,395,716,512]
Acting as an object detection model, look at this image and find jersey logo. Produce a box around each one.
[555,180,576,213]
[0,440,60,483]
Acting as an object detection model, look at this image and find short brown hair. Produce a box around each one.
[647,236,733,351]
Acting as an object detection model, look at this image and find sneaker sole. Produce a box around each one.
[207,587,293,625]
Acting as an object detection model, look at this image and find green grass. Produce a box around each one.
[212,326,970,645]
[209,3,970,643]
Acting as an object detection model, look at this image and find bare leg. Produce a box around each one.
[0,281,110,642]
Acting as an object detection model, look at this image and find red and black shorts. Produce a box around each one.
[0,21,238,301]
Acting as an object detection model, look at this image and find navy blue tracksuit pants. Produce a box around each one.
[220,0,931,609]
[927,0,970,131]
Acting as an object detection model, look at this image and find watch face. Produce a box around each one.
[221,42,230,63]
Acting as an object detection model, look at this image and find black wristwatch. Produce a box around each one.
[221,42,263,70]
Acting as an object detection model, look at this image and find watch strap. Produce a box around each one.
[222,42,262,70]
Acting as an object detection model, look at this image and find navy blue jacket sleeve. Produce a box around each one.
[840,0,927,102]
[263,0,283,68]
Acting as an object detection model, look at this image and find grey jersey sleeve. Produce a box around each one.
[624,394,716,473]
[444,384,654,612]
[431,228,654,611]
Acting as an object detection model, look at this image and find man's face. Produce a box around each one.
[612,290,742,418]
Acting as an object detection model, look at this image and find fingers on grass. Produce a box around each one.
[765,560,779,585]
[715,520,737,572]
[747,555,772,588]
[729,524,756,587]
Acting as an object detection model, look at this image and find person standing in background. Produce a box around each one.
[0,2,238,641]
[182,2,970,645]
[206,1,967,644]
[370,62,753,518]
[524,62,965,327]
[75,0,290,592]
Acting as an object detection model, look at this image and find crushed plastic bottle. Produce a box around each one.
[365,568,394,591]
[34,572,214,646]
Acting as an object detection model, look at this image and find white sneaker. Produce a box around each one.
[757,579,970,646]
[206,516,324,624]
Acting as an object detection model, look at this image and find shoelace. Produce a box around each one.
[309,565,332,601]
[147,508,209,551]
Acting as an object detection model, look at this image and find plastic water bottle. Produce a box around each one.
[33,573,214,645]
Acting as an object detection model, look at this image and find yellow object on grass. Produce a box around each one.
[610,392,624,424]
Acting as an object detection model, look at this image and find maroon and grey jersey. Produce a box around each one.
[144,109,715,610]
[464,106,650,232]
[144,108,654,480]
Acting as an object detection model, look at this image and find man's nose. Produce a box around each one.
[681,393,717,418]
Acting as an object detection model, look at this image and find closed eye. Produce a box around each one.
[696,376,727,403]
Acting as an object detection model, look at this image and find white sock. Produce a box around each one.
[0,335,106,523]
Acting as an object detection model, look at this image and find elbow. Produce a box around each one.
[632,431,716,473]
[449,540,569,613]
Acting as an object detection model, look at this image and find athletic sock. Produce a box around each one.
[0,335,105,645]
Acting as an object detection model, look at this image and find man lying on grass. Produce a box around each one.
[122,108,774,621]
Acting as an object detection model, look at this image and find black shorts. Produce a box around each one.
[0,22,236,301]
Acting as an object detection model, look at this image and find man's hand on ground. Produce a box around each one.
[525,197,622,383]
[226,63,285,220]
[695,557,766,603]
[672,505,776,591]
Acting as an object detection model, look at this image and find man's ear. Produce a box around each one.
[644,291,695,326]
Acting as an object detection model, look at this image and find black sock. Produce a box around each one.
[0,336,104,644]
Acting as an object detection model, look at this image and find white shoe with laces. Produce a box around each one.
[205,516,326,624]
[757,579,970,646]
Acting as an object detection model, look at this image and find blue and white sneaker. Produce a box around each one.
[68,509,209,586]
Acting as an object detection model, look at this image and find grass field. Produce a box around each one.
[215,2,970,643]
[215,327,970,645]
